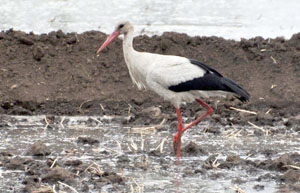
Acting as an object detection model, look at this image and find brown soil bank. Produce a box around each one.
[0,29,299,119]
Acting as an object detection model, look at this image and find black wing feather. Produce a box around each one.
[189,59,223,77]
[168,59,250,102]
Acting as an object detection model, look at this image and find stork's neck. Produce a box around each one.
[122,28,139,70]
[122,27,147,89]
[123,29,136,53]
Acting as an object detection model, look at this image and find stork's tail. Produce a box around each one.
[221,77,250,102]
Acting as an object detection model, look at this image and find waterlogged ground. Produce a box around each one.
[0,115,299,193]
[1,6,300,193]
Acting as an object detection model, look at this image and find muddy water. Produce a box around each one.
[0,115,299,192]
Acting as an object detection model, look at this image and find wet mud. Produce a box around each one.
[0,115,299,192]
[0,29,299,192]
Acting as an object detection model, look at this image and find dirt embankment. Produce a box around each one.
[0,29,299,121]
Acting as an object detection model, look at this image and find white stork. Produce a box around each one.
[96,21,250,158]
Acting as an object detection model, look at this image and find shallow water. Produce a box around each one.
[1,0,300,39]
[0,115,299,192]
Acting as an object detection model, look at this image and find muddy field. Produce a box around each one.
[0,29,299,192]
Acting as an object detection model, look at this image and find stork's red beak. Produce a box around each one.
[96,30,120,54]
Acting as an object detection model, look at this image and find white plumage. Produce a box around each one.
[96,21,250,158]
[119,24,214,108]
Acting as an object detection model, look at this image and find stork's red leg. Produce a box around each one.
[176,108,183,131]
[182,99,213,133]
[173,108,183,157]
[173,100,212,158]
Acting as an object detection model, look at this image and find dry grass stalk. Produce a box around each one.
[115,140,122,153]
[203,127,209,133]
[130,177,144,193]
[50,158,58,169]
[154,137,168,153]
[58,181,79,193]
[102,147,123,157]
[246,153,254,159]
[99,103,105,111]
[10,84,18,90]
[284,165,300,170]
[137,154,149,169]
[204,156,221,169]
[85,161,104,176]
[158,118,167,128]
[270,56,277,64]
[90,117,102,124]
[211,156,221,168]
[130,138,138,151]
[144,155,149,168]
[32,185,55,193]
[224,129,243,138]
[131,118,167,135]
[126,136,146,152]
[230,185,246,193]
[212,155,221,168]
[271,84,277,89]
[265,108,272,114]
[140,133,144,151]
[248,121,269,136]
[248,121,263,131]
[75,33,79,42]
[260,48,267,52]
[52,185,57,193]
[131,126,157,135]
[91,161,104,176]
[43,115,50,130]
[120,168,125,178]
[78,100,92,112]
[60,116,65,128]
[128,104,133,115]
[127,144,132,152]
[140,174,145,193]
[229,107,257,115]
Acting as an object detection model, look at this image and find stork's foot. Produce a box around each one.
[173,132,182,158]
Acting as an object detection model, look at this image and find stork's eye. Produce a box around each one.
[119,24,124,29]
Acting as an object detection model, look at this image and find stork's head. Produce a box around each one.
[96,21,133,54]
[115,21,133,35]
